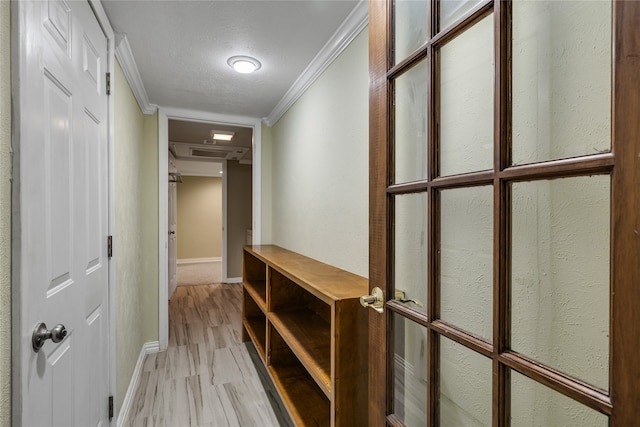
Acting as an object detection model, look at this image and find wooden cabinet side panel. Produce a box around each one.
[333,299,369,426]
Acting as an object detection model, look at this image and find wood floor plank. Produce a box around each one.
[126,284,291,427]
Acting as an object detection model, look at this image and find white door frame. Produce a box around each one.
[158,107,261,350]
[11,0,117,423]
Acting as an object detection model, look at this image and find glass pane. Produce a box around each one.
[440,0,482,30]
[439,15,494,176]
[395,193,428,313]
[511,370,609,426]
[395,60,428,183]
[440,336,491,426]
[511,0,611,165]
[394,0,428,64]
[393,313,428,426]
[440,186,492,340]
[511,176,610,390]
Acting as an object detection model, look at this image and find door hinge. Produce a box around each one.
[106,72,111,95]
[107,235,113,258]
[108,395,114,420]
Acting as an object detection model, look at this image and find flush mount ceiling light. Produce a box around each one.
[209,130,234,141]
[227,56,261,74]
[204,130,234,144]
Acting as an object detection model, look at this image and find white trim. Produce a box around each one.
[263,0,368,126]
[252,121,261,245]
[177,257,222,265]
[116,341,160,427]
[114,34,158,115]
[225,277,243,284]
[88,0,118,423]
[158,108,261,352]
[162,107,262,129]
[222,160,228,282]
[158,109,169,351]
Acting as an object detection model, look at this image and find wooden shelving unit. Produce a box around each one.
[242,245,369,427]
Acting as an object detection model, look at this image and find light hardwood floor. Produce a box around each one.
[126,284,293,427]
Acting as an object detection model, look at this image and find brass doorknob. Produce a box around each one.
[360,287,384,314]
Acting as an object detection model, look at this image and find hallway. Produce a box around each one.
[126,284,291,426]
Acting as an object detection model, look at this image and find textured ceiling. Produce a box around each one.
[101,0,359,118]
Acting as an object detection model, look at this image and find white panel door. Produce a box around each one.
[18,0,110,425]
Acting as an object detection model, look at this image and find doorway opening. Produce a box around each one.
[168,118,253,298]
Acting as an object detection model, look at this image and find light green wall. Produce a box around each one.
[114,60,159,410]
[177,176,222,259]
[270,27,369,277]
[141,112,159,344]
[0,2,10,425]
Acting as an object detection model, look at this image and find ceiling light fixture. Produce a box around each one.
[227,56,261,74]
[210,130,234,141]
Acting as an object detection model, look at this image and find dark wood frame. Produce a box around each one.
[368,0,640,425]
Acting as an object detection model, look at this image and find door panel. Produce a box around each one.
[393,313,428,426]
[368,0,640,425]
[510,369,608,426]
[393,0,427,64]
[439,186,493,341]
[19,1,110,425]
[438,14,493,177]
[439,336,492,427]
[394,193,428,314]
[44,74,73,293]
[394,60,428,184]
[510,0,611,166]
[85,110,103,272]
[49,341,74,427]
[510,176,610,390]
[439,0,483,30]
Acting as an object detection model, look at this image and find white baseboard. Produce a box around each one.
[224,277,242,284]
[177,257,221,265]
[117,341,160,427]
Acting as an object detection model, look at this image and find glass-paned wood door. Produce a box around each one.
[367,0,640,425]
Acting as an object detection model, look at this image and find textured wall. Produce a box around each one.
[0,2,10,425]
[141,113,159,344]
[271,28,368,277]
[177,176,222,259]
[114,61,159,409]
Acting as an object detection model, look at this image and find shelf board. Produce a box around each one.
[243,280,267,312]
[270,310,331,397]
[243,317,266,360]
[268,362,330,427]
[245,245,369,303]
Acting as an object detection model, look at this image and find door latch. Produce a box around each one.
[395,290,424,307]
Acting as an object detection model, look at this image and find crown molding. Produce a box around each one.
[263,0,368,127]
[114,34,158,115]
